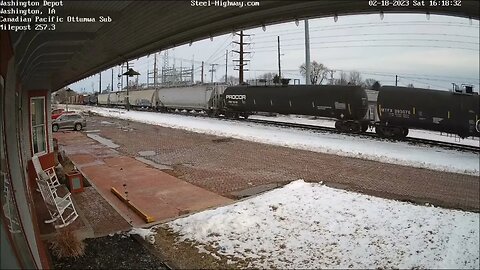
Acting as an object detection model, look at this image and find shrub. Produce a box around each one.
[50,228,85,259]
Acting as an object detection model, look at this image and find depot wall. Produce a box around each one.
[1,31,48,269]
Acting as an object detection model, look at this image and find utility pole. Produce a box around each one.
[232,30,251,84]
[126,62,130,111]
[154,53,158,88]
[277,36,281,80]
[111,68,114,92]
[395,75,398,86]
[147,53,158,88]
[191,55,195,83]
[209,64,217,83]
[120,65,124,90]
[225,50,228,84]
[305,19,311,85]
[162,50,169,85]
[201,61,204,84]
[99,71,102,94]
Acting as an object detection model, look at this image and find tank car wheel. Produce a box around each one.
[335,121,346,132]
[382,127,396,138]
[350,122,361,133]
[375,126,385,137]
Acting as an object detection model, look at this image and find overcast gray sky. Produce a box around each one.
[70,12,479,93]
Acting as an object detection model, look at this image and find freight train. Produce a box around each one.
[66,93,98,105]
[93,83,480,139]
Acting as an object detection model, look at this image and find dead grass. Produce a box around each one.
[50,228,85,259]
[61,158,76,175]
[152,226,253,269]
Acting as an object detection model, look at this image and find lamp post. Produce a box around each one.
[65,87,74,112]
[122,67,140,111]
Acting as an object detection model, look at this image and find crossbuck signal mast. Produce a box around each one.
[232,30,251,84]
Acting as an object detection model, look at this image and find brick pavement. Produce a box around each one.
[87,115,479,212]
[54,130,233,227]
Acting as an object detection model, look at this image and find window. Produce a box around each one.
[30,97,46,155]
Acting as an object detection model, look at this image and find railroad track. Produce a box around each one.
[83,105,479,153]
[242,118,480,153]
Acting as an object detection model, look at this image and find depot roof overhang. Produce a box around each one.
[8,0,479,91]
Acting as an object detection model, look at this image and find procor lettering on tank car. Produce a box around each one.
[223,85,370,133]
[376,86,480,138]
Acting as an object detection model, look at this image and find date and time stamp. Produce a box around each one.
[0,0,464,32]
[368,0,462,7]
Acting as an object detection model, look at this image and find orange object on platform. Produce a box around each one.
[111,187,154,223]
[66,171,84,193]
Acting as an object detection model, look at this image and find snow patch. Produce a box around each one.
[163,180,479,269]
[128,227,156,244]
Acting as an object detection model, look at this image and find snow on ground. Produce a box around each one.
[251,114,480,147]
[69,105,480,175]
[128,227,156,244]
[164,180,480,269]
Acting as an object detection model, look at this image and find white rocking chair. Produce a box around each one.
[32,154,78,229]
[32,155,60,191]
[36,174,79,229]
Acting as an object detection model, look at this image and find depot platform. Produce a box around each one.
[52,130,233,229]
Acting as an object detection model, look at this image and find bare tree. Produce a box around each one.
[53,88,77,103]
[364,78,379,89]
[348,71,363,86]
[299,61,330,85]
[334,71,348,85]
[259,72,277,81]
[221,75,240,85]
[371,81,381,91]
[407,83,414,88]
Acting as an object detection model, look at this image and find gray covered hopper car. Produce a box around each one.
[98,91,128,106]
[97,84,227,114]
[97,92,109,105]
[129,89,157,108]
[377,86,480,138]
[224,85,369,132]
[156,85,226,114]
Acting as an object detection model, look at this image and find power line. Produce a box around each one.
[331,68,478,84]
[205,34,232,64]
[403,77,450,89]
[254,44,478,52]
[277,32,479,41]
[254,38,478,50]
[253,21,480,40]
